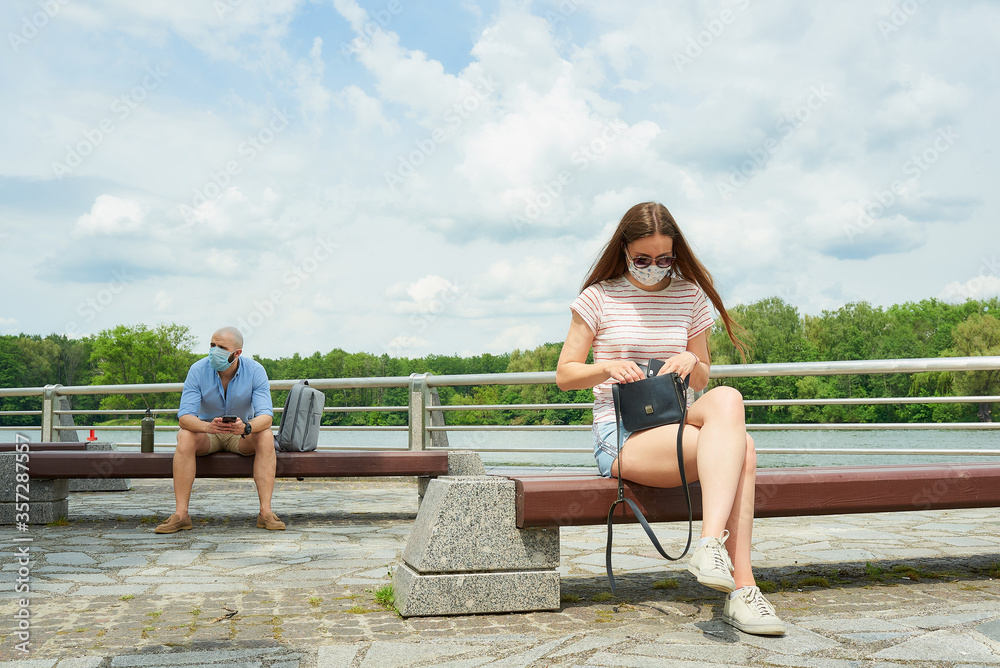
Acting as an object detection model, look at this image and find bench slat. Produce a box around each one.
[512,463,1000,527]
[0,443,88,451]
[25,450,450,479]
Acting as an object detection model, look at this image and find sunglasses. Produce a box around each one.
[626,248,676,269]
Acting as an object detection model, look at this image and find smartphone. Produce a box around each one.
[221,415,237,423]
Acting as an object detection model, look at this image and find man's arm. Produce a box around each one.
[177,363,204,424]
[180,413,241,434]
[179,414,207,432]
[244,363,275,436]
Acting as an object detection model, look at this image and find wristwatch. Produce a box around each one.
[242,421,252,438]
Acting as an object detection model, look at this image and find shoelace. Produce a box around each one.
[709,529,734,572]
[742,587,776,616]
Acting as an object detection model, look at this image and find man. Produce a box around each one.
[155,326,285,533]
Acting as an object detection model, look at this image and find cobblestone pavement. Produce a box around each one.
[2,475,1000,667]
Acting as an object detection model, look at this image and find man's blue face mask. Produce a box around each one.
[209,346,236,372]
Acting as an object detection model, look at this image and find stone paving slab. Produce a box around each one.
[1,477,999,667]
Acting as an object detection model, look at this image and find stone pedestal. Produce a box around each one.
[69,442,131,492]
[58,396,80,442]
[0,453,68,524]
[394,475,560,617]
[417,450,487,503]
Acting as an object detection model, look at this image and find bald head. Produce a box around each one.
[212,326,244,351]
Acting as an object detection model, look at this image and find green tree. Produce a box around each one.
[710,297,811,424]
[90,324,198,412]
[503,343,593,425]
[0,334,102,426]
[944,313,1000,422]
[0,337,32,426]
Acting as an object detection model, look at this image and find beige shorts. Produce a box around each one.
[204,433,254,456]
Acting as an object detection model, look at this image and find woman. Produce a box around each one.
[555,202,785,636]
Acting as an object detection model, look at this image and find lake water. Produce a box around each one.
[11,426,999,468]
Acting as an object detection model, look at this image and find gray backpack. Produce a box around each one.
[276,380,325,452]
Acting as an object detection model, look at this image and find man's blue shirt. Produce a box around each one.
[177,356,274,422]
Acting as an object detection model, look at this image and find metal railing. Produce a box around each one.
[1,356,998,459]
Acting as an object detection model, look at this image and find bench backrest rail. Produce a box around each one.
[511,462,1000,527]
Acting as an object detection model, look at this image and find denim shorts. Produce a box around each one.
[593,421,632,478]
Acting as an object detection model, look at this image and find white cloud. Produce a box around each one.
[866,74,971,148]
[179,186,282,235]
[485,324,545,354]
[334,0,475,122]
[75,195,144,235]
[2,0,998,359]
[63,0,303,62]
[385,334,432,357]
[294,37,334,125]
[387,275,465,315]
[479,256,576,302]
[939,276,1000,304]
[340,85,399,137]
[154,290,173,313]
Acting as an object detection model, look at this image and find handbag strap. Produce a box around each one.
[605,375,694,593]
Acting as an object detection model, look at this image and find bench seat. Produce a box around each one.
[508,462,1000,528]
[25,450,450,479]
[0,443,88,451]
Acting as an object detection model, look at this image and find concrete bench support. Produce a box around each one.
[1,441,130,524]
[394,476,560,617]
[0,455,68,524]
[69,442,132,493]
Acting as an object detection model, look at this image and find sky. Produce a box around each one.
[1,0,997,360]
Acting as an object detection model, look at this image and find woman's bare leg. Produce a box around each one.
[685,386,749,538]
[612,386,755,582]
[726,434,757,588]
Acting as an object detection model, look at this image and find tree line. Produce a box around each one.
[1,296,997,428]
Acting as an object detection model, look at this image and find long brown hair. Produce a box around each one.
[582,202,751,362]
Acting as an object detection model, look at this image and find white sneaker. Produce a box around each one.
[723,586,786,636]
[686,530,736,592]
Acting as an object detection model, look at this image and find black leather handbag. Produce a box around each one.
[606,358,694,592]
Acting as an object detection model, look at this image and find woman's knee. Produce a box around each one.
[744,433,757,470]
[701,385,746,420]
[712,385,744,405]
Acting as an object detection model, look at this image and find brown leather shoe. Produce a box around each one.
[257,511,285,530]
[154,513,192,534]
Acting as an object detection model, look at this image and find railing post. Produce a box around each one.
[41,384,61,443]
[408,373,431,451]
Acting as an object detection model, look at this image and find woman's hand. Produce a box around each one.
[655,351,700,380]
[603,359,647,384]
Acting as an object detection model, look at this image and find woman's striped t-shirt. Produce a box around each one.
[570,275,714,424]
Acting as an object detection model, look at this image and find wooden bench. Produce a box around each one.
[393,461,1000,617]
[23,450,451,479]
[4,448,473,525]
[507,462,1000,527]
